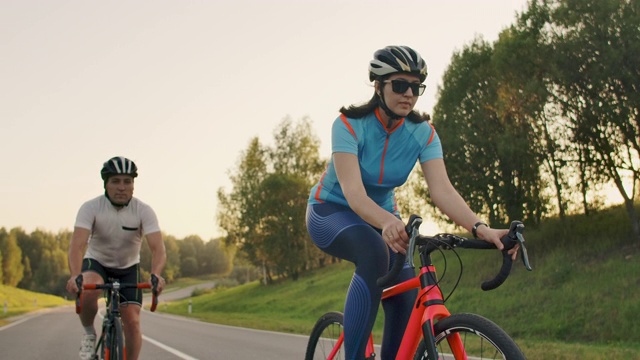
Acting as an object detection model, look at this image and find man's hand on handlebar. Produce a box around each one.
[66,275,80,294]
[150,273,165,295]
[475,226,520,261]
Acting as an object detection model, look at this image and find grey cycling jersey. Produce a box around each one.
[74,195,160,269]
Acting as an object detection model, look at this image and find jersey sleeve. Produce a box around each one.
[139,203,161,236]
[74,200,95,230]
[331,115,358,155]
[419,124,443,163]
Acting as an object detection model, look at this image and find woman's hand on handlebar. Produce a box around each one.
[382,217,410,254]
[475,226,520,260]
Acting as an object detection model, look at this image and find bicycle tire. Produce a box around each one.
[413,313,525,360]
[99,324,108,360]
[104,317,125,360]
[305,311,345,360]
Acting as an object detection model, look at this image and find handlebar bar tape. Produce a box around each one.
[74,275,83,314]
[481,250,513,291]
[150,274,159,312]
[481,220,521,291]
[377,252,406,288]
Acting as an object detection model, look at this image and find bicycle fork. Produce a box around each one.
[395,265,467,360]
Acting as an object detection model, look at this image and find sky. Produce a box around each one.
[1,0,531,241]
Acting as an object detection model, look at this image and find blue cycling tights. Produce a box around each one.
[307,203,417,360]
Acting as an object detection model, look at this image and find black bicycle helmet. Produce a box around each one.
[369,45,428,83]
[100,156,138,181]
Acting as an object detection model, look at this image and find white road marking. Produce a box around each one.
[143,334,200,360]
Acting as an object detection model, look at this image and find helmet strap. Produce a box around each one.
[378,91,403,125]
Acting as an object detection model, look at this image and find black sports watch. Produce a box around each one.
[472,221,489,238]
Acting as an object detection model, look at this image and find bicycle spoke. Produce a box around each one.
[437,329,503,359]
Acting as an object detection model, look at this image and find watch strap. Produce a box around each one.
[472,221,488,238]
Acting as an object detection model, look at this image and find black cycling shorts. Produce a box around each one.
[81,259,143,305]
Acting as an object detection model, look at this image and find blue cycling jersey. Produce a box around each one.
[308,108,443,214]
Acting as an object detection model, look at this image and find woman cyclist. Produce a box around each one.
[306,45,519,360]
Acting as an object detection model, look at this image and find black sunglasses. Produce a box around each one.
[383,80,426,96]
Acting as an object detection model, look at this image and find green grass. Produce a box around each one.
[163,274,219,291]
[0,284,70,326]
[159,261,353,334]
[159,203,640,360]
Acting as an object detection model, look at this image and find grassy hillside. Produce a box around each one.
[160,204,640,359]
[0,284,70,325]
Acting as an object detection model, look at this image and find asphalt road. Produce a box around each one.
[0,283,311,359]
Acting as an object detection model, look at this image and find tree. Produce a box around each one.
[0,228,25,286]
[539,0,640,238]
[202,239,233,275]
[217,117,329,283]
[254,173,310,280]
[433,37,546,227]
[218,137,268,269]
[423,0,639,237]
[33,248,67,296]
[0,228,4,283]
[162,236,181,282]
[177,236,197,270]
[18,228,50,290]
[267,117,330,274]
[270,116,326,182]
[140,234,181,282]
[180,257,198,277]
[13,228,72,294]
[492,7,556,225]
[178,235,210,276]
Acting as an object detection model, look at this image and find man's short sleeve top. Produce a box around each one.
[308,111,443,213]
[75,196,160,269]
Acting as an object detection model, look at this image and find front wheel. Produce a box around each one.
[305,311,345,360]
[413,313,525,360]
[103,317,125,360]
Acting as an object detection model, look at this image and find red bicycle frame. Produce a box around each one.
[361,264,466,359]
[327,264,466,360]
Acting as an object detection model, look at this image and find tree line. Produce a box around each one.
[419,0,639,235]
[0,227,233,297]
[217,0,639,284]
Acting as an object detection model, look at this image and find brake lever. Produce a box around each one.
[515,230,533,271]
[150,274,159,295]
[405,216,422,269]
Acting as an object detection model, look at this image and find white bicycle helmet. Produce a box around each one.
[369,45,428,83]
[100,156,138,181]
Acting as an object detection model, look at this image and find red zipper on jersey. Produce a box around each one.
[375,108,403,184]
[378,133,390,184]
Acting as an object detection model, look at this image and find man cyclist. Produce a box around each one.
[66,156,167,360]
